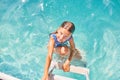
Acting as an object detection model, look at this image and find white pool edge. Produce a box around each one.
[0,72,20,80]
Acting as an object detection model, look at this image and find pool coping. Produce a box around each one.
[0,72,20,80]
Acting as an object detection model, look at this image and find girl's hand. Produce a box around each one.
[62,60,70,72]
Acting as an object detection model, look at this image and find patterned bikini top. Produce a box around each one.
[50,33,72,47]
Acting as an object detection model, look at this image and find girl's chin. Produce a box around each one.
[58,40,62,42]
[58,39,63,43]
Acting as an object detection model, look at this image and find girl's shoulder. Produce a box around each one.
[49,33,57,42]
[49,33,56,38]
[67,35,73,41]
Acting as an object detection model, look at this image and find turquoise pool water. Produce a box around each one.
[0,0,120,80]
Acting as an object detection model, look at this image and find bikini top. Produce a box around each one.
[50,33,72,47]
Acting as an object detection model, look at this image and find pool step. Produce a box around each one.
[49,61,90,80]
[49,74,75,80]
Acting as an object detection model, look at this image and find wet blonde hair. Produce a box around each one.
[60,21,75,33]
[50,21,75,35]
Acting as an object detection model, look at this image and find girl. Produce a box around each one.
[42,21,79,80]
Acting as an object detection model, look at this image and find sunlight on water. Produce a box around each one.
[0,0,120,80]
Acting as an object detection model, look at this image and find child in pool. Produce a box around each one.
[42,21,79,80]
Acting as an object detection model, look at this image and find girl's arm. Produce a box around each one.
[68,36,76,62]
[42,37,55,80]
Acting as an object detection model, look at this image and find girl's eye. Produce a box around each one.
[59,31,69,39]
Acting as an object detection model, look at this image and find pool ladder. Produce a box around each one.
[49,62,90,80]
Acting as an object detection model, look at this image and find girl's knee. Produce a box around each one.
[60,46,70,55]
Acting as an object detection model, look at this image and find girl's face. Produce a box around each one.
[56,27,71,43]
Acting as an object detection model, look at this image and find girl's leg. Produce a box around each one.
[54,46,70,56]
[72,48,82,59]
[54,47,82,59]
